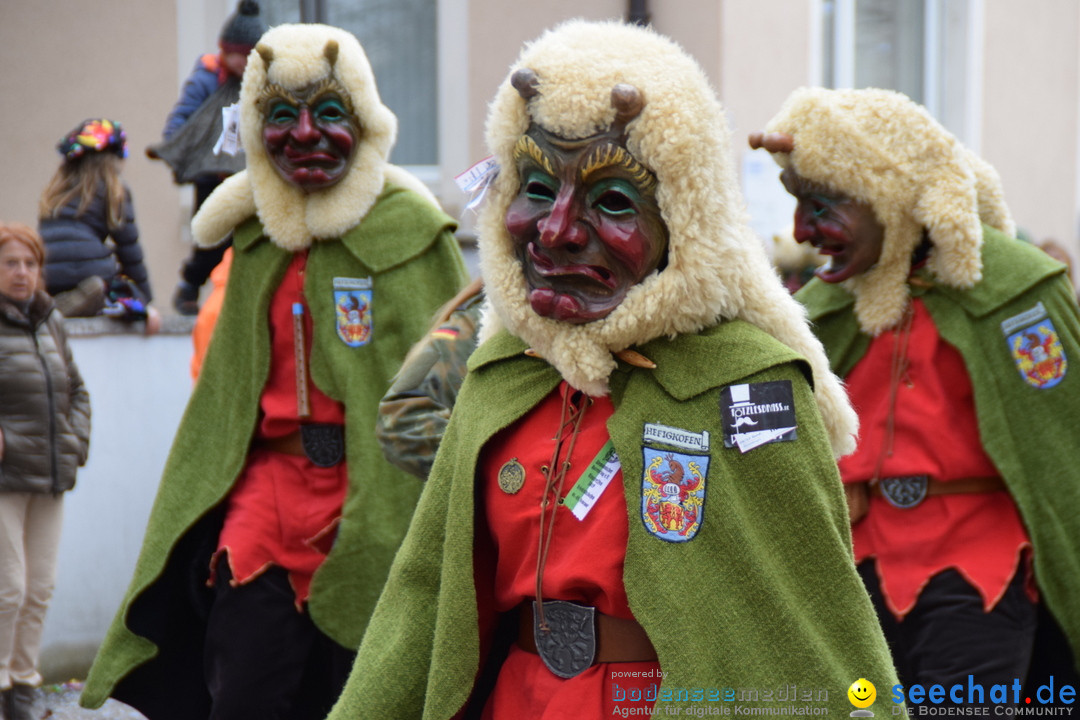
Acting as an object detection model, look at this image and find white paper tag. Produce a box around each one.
[213,103,243,156]
[455,156,498,211]
[565,441,621,521]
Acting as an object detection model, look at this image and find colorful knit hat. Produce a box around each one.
[57,118,128,161]
[219,0,266,53]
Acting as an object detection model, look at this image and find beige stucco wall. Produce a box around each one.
[981,0,1080,260]
[0,0,188,311]
[717,1,816,158]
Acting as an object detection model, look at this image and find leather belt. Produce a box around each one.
[869,476,1006,497]
[257,431,308,456]
[254,424,345,467]
[867,475,1006,510]
[517,603,657,663]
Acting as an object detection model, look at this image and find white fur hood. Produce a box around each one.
[192,23,399,251]
[477,21,858,457]
[762,87,1015,335]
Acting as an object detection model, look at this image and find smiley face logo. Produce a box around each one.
[848,678,876,709]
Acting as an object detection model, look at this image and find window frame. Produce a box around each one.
[818,0,984,150]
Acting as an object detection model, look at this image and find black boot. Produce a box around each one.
[0,687,10,720]
[7,685,42,720]
[173,280,201,316]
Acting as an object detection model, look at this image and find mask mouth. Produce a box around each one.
[813,250,852,283]
[527,244,617,290]
[283,148,340,165]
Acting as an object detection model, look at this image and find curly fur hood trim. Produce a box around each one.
[192,23,397,251]
[191,164,435,248]
[763,87,1015,335]
[478,20,857,457]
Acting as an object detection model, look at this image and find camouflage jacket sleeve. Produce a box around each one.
[375,293,483,478]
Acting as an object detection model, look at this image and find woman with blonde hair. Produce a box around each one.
[39,119,157,329]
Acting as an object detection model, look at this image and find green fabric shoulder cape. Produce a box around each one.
[81,180,468,713]
[327,319,900,719]
[797,225,1080,669]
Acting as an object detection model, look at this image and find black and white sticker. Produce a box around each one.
[720,380,797,453]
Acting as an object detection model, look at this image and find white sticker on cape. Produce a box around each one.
[564,440,621,521]
[720,381,797,453]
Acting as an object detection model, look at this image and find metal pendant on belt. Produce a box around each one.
[301,424,345,467]
[532,600,596,679]
[879,475,928,509]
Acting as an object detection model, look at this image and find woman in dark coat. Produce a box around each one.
[0,223,91,720]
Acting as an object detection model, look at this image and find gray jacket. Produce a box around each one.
[0,291,91,494]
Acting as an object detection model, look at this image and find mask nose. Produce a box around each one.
[793,206,816,243]
[537,188,587,251]
[291,107,320,145]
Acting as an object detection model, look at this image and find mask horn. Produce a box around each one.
[748,131,794,154]
[511,68,540,100]
[324,39,339,67]
[611,83,645,140]
[256,43,273,69]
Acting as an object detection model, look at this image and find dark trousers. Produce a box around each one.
[204,564,356,720]
[858,561,1037,708]
[1023,601,1080,708]
[180,242,230,289]
[180,177,230,289]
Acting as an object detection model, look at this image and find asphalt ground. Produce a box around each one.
[33,681,146,719]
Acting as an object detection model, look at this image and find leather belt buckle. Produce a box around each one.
[532,600,596,679]
[878,475,929,509]
[300,424,345,467]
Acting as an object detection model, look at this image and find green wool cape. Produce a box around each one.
[326,320,900,720]
[81,181,468,714]
[796,226,1080,669]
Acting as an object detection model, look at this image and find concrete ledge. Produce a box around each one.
[40,327,194,682]
[62,314,196,337]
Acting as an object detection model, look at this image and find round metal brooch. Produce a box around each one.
[498,458,526,494]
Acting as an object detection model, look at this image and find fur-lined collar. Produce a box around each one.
[192,164,438,250]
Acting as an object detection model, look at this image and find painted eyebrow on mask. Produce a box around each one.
[512,135,555,177]
[581,144,655,191]
[257,77,356,119]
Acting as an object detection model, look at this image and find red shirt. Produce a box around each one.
[840,299,1030,618]
[215,252,348,606]
[478,382,659,720]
